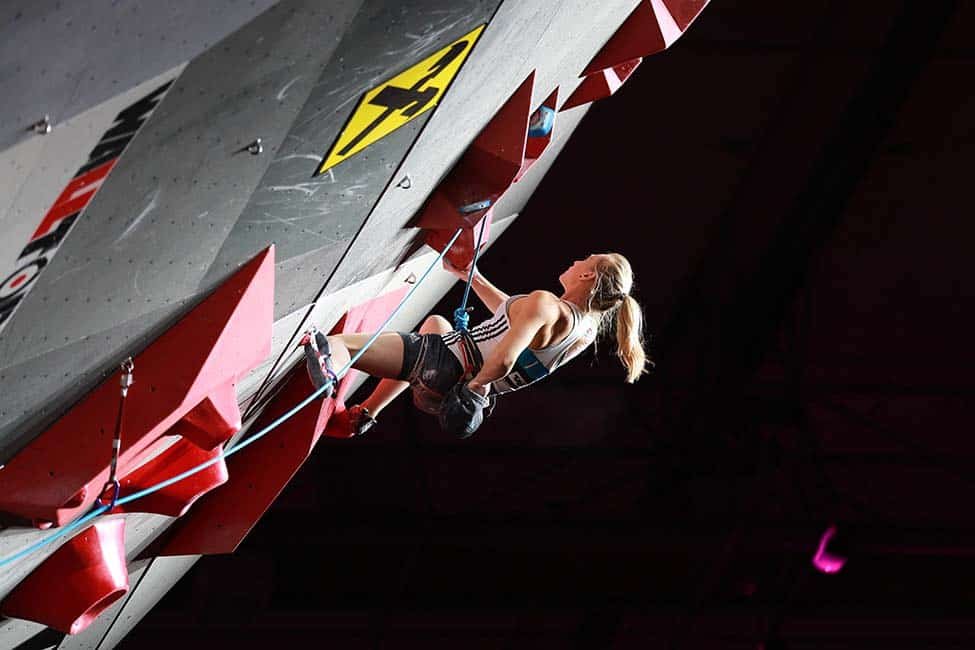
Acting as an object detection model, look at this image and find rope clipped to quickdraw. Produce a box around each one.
[96,357,134,510]
[453,215,491,331]
[0,229,466,569]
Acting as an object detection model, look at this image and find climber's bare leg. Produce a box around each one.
[338,316,452,417]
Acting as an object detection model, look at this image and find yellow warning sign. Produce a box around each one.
[316,24,486,175]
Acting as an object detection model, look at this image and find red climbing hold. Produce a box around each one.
[1,519,129,635]
[562,60,643,111]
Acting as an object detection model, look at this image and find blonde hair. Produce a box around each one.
[587,253,652,383]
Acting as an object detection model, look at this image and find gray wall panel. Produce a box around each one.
[0,138,49,269]
[0,0,281,153]
[0,0,365,450]
[0,295,193,461]
[0,617,50,649]
[0,67,185,331]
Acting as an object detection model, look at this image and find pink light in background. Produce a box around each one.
[812,524,847,574]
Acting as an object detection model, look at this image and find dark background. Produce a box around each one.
[126,1,975,647]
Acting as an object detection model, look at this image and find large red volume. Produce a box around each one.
[0,247,275,527]
[416,71,535,234]
[419,72,542,270]
[561,60,643,111]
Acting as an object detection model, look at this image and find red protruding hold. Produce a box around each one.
[425,211,493,273]
[175,381,242,451]
[561,59,643,111]
[662,0,709,31]
[1,519,128,635]
[0,247,274,526]
[111,438,228,517]
[516,87,560,182]
[415,72,535,232]
[160,288,409,556]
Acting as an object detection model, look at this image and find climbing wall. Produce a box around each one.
[0,0,710,645]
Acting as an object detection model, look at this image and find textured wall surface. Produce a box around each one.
[0,0,281,152]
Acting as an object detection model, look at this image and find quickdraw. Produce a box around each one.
[95,357,133,510]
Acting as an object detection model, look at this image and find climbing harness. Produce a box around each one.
[95,357,133,510]
[442,214,497,436]
[0,228,465,568]
[451,328,496,424]
[456,329,484,381]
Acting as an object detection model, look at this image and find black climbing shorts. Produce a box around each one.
[397,332,465,414]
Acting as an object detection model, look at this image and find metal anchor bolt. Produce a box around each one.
[247,138,263,155]
[31,115,52,135]
[396,174,412,189]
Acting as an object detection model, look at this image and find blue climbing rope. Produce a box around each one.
[452,214,490,331]
[0,227,466,568]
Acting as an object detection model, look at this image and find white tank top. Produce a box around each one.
[441,294,596,394]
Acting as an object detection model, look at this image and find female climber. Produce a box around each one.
[300,252,650,437]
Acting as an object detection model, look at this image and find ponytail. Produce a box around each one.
[589,253,653,383]
[615,294,648,383]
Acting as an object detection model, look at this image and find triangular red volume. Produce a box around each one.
[561,59,643,111]
[662,0,709,31]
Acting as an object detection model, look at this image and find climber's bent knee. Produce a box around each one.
[420,314,452,334]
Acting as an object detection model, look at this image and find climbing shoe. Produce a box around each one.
[300,327,336,398]
[333,404,377,437]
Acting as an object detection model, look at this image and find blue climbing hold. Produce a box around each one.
[528,106,555,138]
